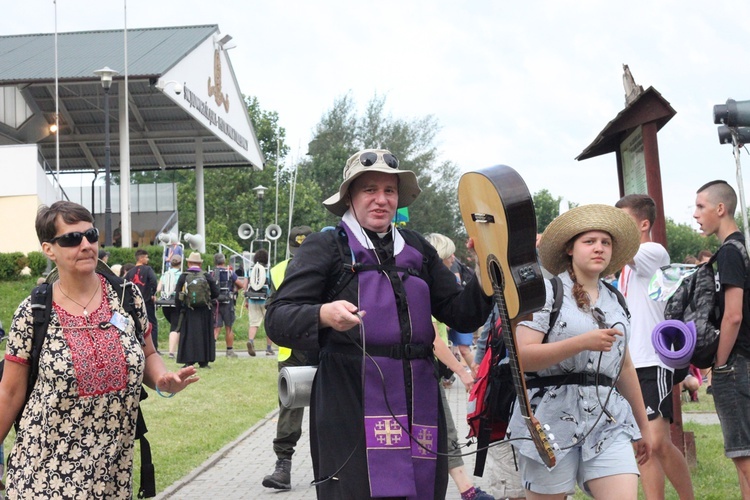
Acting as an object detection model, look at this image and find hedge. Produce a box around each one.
[0,245,168,280]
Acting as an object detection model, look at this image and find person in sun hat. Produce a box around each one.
[508,204,652,499]
[266,149,494,500]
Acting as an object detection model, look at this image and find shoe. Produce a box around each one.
[247,340,256,357]
[226,349,238,358]
[472,487,495,500]
[706,385,713,395]
[262,458,292,490]
[199,363,211,369]
[266,348,275,356]
[168,353,175,359]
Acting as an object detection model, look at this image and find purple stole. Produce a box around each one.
[343,223,438,499]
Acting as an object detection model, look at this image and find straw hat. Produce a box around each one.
[186,251,203,264]
[323,148,421,216]
[538,204,640,276]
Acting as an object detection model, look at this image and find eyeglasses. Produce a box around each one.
[47,227,100,247]
[359,151,399,169]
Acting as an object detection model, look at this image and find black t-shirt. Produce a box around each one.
[125,264,158,303]
[716,232,750,356]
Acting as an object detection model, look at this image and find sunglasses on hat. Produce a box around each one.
[47,227,99,247]
[359,151,399,169]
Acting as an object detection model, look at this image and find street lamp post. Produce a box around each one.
[254,185,267,250]
[94,66,119,247]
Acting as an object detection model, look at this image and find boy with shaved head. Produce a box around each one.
[694,180,750,497]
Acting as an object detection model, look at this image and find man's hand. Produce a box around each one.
[320,300,365,331]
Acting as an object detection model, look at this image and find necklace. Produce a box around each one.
[58,280,100,320]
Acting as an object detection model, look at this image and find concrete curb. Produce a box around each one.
[155,407,281,499]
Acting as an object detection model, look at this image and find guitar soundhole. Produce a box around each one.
[487,255,504,289]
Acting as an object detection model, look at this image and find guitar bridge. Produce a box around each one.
[471,213,495,224]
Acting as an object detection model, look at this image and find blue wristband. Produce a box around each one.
[155,386,175,398]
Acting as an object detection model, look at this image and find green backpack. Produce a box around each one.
[182,270,212,308]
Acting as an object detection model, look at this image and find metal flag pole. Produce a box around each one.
[54,0,60,198]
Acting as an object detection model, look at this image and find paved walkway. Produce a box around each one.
[156,358,719,500]
[157,369,491,499]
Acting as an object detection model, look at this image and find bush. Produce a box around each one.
[27,251,47,276]
[0,252,26,280]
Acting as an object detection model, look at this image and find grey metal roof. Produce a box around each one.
[0,25,263,173]
[0,25,217,83]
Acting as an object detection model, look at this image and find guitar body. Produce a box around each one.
[459,165,555,467]
[458,165,545,318]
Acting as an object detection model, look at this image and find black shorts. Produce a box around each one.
[636,366,674,422]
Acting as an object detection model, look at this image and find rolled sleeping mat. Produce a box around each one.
[278,365,318,409]
[651,320,697,369]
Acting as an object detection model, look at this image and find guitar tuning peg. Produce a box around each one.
[543,424,550,431]
[553,443,560,450]
[548,433,555,440]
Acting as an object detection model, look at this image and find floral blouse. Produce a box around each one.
[4,274,150,499]
[508,272,642,467]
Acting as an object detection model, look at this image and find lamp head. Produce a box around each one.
[94,66,119,90]
[253,185,268,200]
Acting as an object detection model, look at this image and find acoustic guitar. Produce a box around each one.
[458,164,556,468]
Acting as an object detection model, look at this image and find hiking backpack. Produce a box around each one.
[245,262,269,301]
[214,268,233,304]
[466,276,629,476]
[663,239,750,369]
[0,272,157,498]
[156,269,180,306]
[182,270,212,308]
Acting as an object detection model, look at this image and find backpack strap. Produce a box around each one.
[21,283,53,428]
[99,272,154,497]
[325,225,430,302]
[602,280,630,320]
[545,276,628,337]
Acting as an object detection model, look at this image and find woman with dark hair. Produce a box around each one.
[0,201,198,498]
[509,204,652,499]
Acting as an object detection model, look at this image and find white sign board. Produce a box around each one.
[159,33,264,168]
[621,125,647,195]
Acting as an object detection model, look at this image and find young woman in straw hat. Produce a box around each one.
[508,204,652,500]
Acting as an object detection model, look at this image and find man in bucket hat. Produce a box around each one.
[266,149,494,499]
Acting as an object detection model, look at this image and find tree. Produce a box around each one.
[665,218,719,263]
[533,189,563,234]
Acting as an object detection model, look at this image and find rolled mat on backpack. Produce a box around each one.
[651,320,697,369]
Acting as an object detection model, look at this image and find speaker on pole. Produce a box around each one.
[238,223,254,240]
[183,233,204,250]
[265,224,282,241]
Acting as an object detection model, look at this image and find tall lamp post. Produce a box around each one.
[94,66,119,247]
[253,185,267,250]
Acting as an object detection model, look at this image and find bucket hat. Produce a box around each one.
[322,148,421,216]
[186,251,203,264]
[538,204,640,276]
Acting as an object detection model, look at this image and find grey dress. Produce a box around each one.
[508,272,642,467]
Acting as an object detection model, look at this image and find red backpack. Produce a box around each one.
[466,311,515,476]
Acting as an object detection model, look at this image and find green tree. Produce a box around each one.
[533,189,563,233]
[665,218,719,263]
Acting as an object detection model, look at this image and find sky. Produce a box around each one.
[3,0,750,227]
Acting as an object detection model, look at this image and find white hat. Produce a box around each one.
[322,149,421,216]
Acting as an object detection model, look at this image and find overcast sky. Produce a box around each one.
[3,0,749,226]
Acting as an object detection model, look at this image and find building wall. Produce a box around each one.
[0,144,57,254]
[0,194,42,253]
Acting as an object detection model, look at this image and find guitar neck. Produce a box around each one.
[492,287,534,419]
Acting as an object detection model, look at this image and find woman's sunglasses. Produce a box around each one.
[47,227,100,247]
[359,152,399,169]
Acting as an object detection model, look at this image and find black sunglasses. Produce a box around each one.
[47,227,100,247]
[359,152,399,169]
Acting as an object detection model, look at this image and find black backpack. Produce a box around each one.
[664,239,750,369]
[214,268,233,304]
[0,272,157,498]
